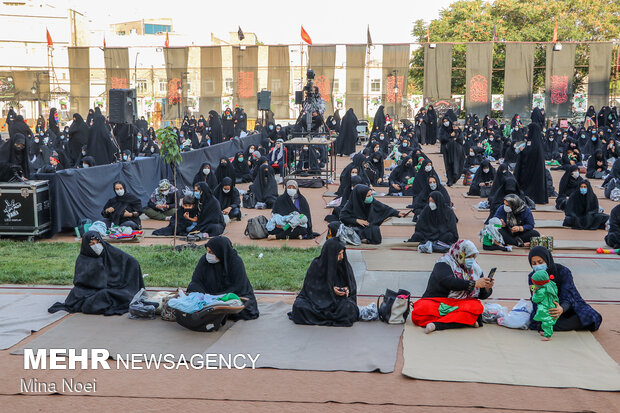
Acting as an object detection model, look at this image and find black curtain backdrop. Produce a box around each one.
[588,43,613,110]
[504,43,535,117]
[68,47,90,116]
[233,46,259,119]
[163,47,189,121]
[465,43,493,117]
[545,43,577,118]
[423,44,452,100]
[346,45,366,116]
[382,45,410,119]
[267,46,291,119]
[200,46,223,115]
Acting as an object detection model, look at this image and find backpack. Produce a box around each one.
[377,288,411,324]
[243,191,257,209]
[244,215,269,239]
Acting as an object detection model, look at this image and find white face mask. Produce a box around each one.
[223,188,231,194]
[483,168,489,174]
[287,188,297,197]
[351,173,357,178]
[504,204,512,213]
[205,252,219,264]
[425,165,432,172]
[91,243,104,256]
[429,183,437,190]
[115,189,125,197]
[428,202,437,211]
[443,121,450,127]
[571,171,580,179]
[203,168,210,175]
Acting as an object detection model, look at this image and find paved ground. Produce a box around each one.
[3,142,620,411]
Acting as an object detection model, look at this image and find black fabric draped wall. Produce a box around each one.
[423,44,452,100]
[588,43,613,110]
[346,45,366,116]
[163,47,189,121]
[503,43,535,117]
[545,43,576,118]
[233,46,259,118]
[267,46,291,119]
[382,45,410,119]
[103,48,130,113]
[465,43,493,116]
[308,45,336,110]
[68,47,90,116]
[200,46,223,115]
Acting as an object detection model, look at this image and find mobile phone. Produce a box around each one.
[488,267,497,280]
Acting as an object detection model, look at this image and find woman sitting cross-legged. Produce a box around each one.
[267,180,314,240]
[186,236,259,321]
[288,238,358,326]
[410,240,494,333]
[214,177,242,222]
[48,231,144,315]
[493,194,540,247]
[407,190,458,246]
[101,181,143,230]
[562,180,609,230]
[192,182,226,236]
[339,184,407,244]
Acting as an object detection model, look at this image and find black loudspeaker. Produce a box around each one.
[109,88,137,124]
[295,91,304,105]
[257,90,271,111]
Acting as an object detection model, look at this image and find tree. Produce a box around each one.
[410,0,620,96]
[156,126,183,249]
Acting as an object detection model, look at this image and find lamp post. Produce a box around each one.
[392,69,398,125]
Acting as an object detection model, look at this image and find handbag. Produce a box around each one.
[377,288,411,324]
[242,191,257,209]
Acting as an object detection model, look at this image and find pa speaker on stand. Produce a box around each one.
[109,88,137,124]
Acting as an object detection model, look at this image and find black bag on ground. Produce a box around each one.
[244,215,269,239]
[175,300,246,332]
[377,288,411,324]
[243,191,257,209]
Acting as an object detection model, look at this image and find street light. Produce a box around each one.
[392,70,398,124]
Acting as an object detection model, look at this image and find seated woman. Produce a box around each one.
[486,164,527,223]
[467,159,495,197]
[388,156,416,195]
[288,238,358,326]
[334,154,370,197]
[296,144,322,173]
[408,191,458,245]
[153,194,199,236]
[101,181,143,230]
[231,151,252,183]
[605,204,620,248]
[250,164,278,208]
[562,180,609,230]
[215,156,236,186]
[493,194,540,247]
[339,184,406,244]
[410,240,494,333]
[268,180,313,240]
[411,159,440,201]
[528,246,602,332]
[585,149,608,179]
[214,177,241,221]
[48,231,144,315]
[268,139,286,179]
[368,150,386,186]
[412,175,451,220]
[193,161,218,188]
[555,165,583,210]
[186,236,259,320]
[193,182,226,236]
[325,176,363,222]
[144,179,178,221]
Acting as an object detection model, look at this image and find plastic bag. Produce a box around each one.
[128,288,159,320]
[336,223,361,246]
[482,302,508,324]
[497,299,533,329]
[358,303,379,321]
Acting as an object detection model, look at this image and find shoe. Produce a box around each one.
[418,241,433,254]
[516,237,524,248]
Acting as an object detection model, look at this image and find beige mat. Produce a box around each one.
[461,193,482,199]
[12,313,231,361]
[402,323,620,391]
[344,238,418,250]
[362,250,532,272]
[535,220,567,228]
[383,217,416,226]
[472,205,560,213]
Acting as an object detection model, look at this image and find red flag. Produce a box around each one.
[165,31,169,48]
[46,28,53,48]
[552,21,557,42]
[426,27,430,43]
[301,25,312,45]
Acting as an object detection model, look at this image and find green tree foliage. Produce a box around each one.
[409,0,620,95]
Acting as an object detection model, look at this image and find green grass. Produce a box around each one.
[0,240,320,291]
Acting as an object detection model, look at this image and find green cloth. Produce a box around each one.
[482,233,493,247]
[438,303,459,316]
[531,270,559,338]
[407,177,415,185]
[218,293,240,302]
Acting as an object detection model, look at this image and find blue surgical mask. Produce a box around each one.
[194,191,201,199]
[532,263,547,272]
[579,187,587,195]
[402,143,408,147]
[464,258,475,269]
[591,137,597,141]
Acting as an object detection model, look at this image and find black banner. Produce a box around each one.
[465,43,493,116]
[504,43,535,117]
[545,43,576,118]
[423,44,452,100]
[588,43,613,110]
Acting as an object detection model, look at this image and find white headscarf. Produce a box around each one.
[437,240,482,299]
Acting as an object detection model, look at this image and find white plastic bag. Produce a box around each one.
[497,299,533,329]
[482,302,508,324]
